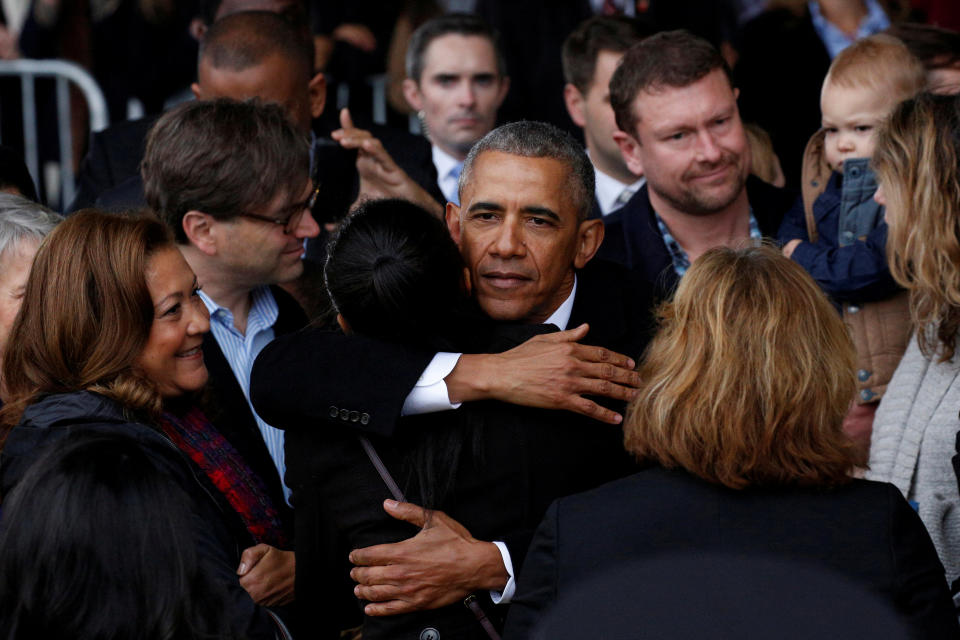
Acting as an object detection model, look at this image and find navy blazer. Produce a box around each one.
[598,175,796,301]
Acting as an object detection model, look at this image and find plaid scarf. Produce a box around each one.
[159,405,288,548]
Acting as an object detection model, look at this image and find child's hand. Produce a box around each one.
[782,239,802,259]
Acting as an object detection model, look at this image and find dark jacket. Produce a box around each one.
[0,391,281,640]
[504,466,960,640]
[598,175,795,302]
[250,258,655,639]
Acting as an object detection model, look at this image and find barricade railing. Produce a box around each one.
[0,58,109,209]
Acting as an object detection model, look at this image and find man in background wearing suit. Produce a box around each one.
[561,15,652,219]
[402,13,509,206]
[600,30,794,300]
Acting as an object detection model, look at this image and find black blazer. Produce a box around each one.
[201,285,307,534]
[250,258,656,639]
[504,466,960,640]
[598,175,796,302]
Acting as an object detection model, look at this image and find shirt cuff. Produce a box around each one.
[400,352,462,416]
[489,540,516,605]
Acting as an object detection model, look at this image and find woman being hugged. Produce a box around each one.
[868,92,960,595]
[0,209,289,639]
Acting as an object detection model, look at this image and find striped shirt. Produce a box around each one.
[199,286,290,504]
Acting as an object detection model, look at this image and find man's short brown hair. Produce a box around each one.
[142,98,309,244]
[561,15,653,94]
[610,29,732,137]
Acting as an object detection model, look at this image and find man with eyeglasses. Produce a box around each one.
[142,97,319,615]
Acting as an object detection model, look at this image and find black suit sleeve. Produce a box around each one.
[250,328,435,438]
[502,501,561,640]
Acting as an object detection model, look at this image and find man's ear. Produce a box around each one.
[402,78,423,112]
[181,211,218,256]
[613,130,644,178]
[189,18,206,42]
[308,72,327,118]
[190,82,202,101]
[563,83,586,128]
[573,218,604,269]
[494,76,510,109]
[445,202,462,245]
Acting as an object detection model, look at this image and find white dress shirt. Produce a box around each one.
[594,165,644,216]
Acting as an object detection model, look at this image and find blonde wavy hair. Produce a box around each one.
[873,93,960,362]
[625,246,859,489]
[0,210,173,442]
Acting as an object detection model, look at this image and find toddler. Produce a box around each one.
[778,34,925,456]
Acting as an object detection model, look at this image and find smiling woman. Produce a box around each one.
[0,209,292,640]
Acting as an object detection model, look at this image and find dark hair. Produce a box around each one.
[561,15,654,94]
[325,198,475,350]
[610,29,732,136]
[200,10,315,79]
[142,98,309,244]
[0,146,38,202]
[0,210,173,437]
[886,22,960,72]
[0,432,240,640]
[405,13,507,82]
[324,199,487,507]
[461,121,595,221]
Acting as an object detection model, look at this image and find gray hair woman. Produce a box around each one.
[0,194,61,359]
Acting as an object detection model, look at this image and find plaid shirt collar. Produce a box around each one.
[655,209,762,277]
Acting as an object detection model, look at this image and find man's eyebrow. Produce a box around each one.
[521,206,560,221]
[467,201,505,213]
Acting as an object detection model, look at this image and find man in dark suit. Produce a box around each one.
[251,121,654,634]
[601,30,795,300]
[142,98,321,612]
[561,15,652,219]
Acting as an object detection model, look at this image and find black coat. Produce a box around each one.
[504,466,960,640]
[200,285,307,538]
[0,391,281,640]
[598,176,795,302]
[250,258,656,639]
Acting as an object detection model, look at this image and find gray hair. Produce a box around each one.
[459,121,595,221]
[0,193,62,261]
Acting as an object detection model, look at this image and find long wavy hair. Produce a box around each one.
[0,210,174,442]
[625,246,859,489]
[873,93,960,361]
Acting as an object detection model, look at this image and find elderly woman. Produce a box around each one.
[503,246,959,639]
[868,92,960,598]
[0,194,60,366]
[0,210,290,639]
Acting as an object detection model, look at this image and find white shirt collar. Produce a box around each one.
[432,145,463,204]
[544,275,577,330]
[593,164,644,216]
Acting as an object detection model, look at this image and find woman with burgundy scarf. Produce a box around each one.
[0,209,292,640]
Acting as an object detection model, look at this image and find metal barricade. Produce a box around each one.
[0,59,109,210]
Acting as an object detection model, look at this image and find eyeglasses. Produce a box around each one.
[239,184,320,234]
